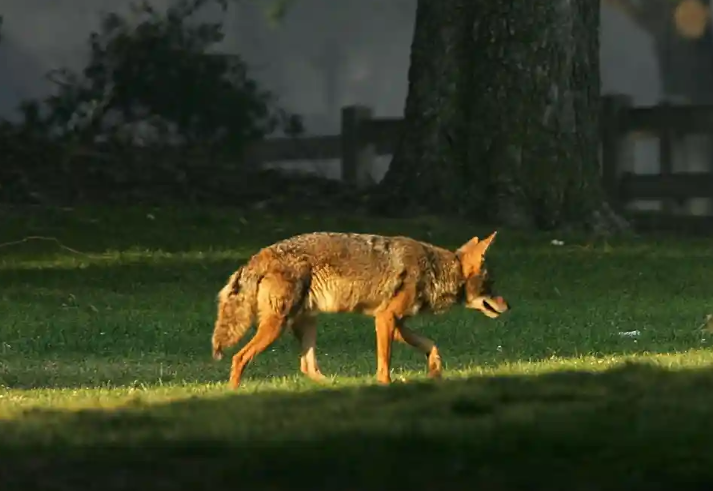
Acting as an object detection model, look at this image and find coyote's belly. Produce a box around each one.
[305,273,390,315]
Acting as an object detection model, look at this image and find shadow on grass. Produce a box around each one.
[3,362,713,490]
[0,205,501,258]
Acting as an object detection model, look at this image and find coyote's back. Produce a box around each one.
[212,231,509,389]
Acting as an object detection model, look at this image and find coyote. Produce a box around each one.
[211,231,509,388]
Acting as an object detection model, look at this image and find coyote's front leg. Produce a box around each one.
[374,312,397,384]
[394,322,442,379]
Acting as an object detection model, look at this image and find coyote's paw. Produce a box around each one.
[427,351,443,379]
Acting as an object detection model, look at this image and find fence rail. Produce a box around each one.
[245,135,342,165]
[245,106,403,188]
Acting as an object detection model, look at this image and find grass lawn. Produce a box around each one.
[1,205,713,490]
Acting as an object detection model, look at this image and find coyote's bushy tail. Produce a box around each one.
[211,265,261,360]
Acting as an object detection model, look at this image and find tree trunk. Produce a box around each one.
[378,0,627,233]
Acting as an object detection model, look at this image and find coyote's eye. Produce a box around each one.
[465,273,490,300]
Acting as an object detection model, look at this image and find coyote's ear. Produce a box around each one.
[456,231,497,277]
[478,231,497,253]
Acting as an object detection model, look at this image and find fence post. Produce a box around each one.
[657,101,676,214]
[600,94,632,211]
[341,105,374,188]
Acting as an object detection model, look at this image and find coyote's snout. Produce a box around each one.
[211,230,509,389]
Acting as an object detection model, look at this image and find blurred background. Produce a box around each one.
[1,0,712,219]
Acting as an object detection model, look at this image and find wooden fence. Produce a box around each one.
[245,105,402,187]
[248,96,713,232]
[601,94,713,232]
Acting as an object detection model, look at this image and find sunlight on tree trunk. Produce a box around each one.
[379,0,628,233]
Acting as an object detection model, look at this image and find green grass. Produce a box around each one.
[1,205,713,490]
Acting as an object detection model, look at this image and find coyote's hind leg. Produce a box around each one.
[292,315,327,383]
[229,313,285,389]
[228,270,306,389]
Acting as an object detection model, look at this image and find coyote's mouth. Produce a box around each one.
[472,296,509,318]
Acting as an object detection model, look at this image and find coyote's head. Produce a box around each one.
[456,231,510,319]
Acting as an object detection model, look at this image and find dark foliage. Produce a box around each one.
[0,0,318,208]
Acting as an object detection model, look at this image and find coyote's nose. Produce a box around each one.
[495,296,511,312]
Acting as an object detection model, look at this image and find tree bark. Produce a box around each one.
[378,0,627,233]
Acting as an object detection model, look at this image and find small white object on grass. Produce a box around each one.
[618,330,640,337]
[550,239,564,246]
